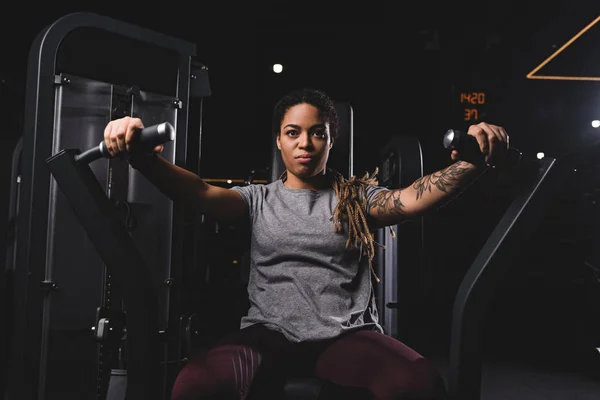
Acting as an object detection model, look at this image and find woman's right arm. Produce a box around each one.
[104,117,247,225]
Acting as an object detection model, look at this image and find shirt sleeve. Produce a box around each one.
[364,184,390,210]
[230,184,252,206]
[230,184,254,220]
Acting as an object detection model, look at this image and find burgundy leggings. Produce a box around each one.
[170,324,447,400]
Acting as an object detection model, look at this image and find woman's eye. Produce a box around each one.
[313,131,327,138]
[286,130,298,136]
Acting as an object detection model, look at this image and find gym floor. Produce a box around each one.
[433,357,600,400]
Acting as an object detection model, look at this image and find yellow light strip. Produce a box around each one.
[527,75,600,81]
[203,178,269,184]
[526,15,600,81]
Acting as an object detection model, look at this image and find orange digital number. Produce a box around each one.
[474,92,485,104]
[460,92,486,105]
[464,108,479,121]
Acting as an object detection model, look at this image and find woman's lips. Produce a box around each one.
[296,155,313,163]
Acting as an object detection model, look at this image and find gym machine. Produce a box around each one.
[5,12,208,400]
[374,135,426,348]
[45,123,175,400]
[443,129,572,400]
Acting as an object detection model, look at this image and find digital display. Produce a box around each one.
[459,91,486,121]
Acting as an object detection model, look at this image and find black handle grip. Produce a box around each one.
[443,129,485,166]
[444,128,523,169]
[75,122,175,164]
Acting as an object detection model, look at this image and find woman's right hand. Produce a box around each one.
[103,116,164,158]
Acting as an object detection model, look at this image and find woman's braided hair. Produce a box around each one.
[273,88,383,282]
[329,168,383,282]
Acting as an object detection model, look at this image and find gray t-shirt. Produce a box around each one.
[231,179,389,342]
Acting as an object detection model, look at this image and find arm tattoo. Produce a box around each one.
[368,161,477,219]
[369,190,407,218]
[412,161,471,200]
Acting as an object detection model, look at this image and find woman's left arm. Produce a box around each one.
[368,122,509,227]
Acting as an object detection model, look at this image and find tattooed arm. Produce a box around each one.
[368,122,509,227]
[368,161,483,226]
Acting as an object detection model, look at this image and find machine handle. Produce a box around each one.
[443,128,486,167]
[75,121,175,164]
[443,128,522,168]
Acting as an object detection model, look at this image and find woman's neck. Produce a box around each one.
[282,170,330,190]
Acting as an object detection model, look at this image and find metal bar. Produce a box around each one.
[10,12,195,399]
[45,149,160,400]
[448,157,571,400]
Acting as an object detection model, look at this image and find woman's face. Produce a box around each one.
[277,103,333,180]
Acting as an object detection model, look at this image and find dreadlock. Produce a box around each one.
[329,168,386,283]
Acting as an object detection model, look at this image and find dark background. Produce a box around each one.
[2,1,599,177]
[2,0,600,369]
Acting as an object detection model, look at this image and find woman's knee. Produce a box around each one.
[385,358,447,400]
[170,345,263,400]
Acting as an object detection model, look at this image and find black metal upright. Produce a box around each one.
[45,149,161,399]
[7,12,199,400]
[1,138,22,399]
[374,135,426,346]
[447,156,571,400]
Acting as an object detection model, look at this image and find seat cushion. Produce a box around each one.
[283,377,325,400]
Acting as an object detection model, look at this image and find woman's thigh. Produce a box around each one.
[170,324,294,400]
[315,330,448,400]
